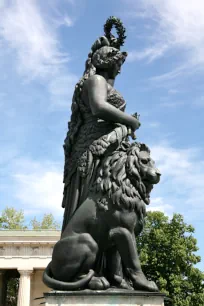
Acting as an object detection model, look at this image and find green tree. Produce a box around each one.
[5,278,19,306]
[30,213,60,230]
[137,211,204,306]
[0,207,60,230]
[0,207,27,230]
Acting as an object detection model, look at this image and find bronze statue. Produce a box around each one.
[43,17,161,292]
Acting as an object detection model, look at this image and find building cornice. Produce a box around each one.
[0,230,60,245]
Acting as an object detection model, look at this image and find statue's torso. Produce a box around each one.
[80,82,126,115]
[63,82,126,185]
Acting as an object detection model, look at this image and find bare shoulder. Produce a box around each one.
[85,75,107,89]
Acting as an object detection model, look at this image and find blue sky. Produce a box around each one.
[0,0,204,269]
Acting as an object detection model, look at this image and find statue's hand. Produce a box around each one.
[131,113,141,131]
[130,118,141,131]
[128,128,137,140]
[128,113,141,139]
[132,112,140,120]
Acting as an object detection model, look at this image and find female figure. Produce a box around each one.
[43,18,160,292]
[61,20,140,232]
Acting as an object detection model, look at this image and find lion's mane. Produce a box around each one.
[92,141,151,233]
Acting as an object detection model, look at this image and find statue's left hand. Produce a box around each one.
[132,112,140,121]
[128,128,136,140]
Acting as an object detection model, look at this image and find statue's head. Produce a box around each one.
[83,17,128,79]
[91,40,127,78]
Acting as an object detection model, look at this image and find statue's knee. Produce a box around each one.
[79,233,98,254]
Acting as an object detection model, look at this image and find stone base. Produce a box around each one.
[44,289,166,306]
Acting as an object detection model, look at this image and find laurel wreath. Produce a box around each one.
[104,16,126,49]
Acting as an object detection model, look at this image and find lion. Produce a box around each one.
[43,141,161,291]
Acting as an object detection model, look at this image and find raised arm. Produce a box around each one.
[86,75,140,131]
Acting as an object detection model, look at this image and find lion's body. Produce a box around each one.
[43,141,161,291]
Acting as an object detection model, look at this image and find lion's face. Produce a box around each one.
[94,141,161,211]
[127,143,161,205]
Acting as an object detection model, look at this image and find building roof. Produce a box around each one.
[0,230,60,237]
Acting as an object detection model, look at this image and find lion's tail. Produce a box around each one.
[43,262,94,290]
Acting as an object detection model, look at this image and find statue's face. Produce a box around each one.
[108,59,124,79]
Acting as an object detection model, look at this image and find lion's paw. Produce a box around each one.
[130,271,159,292]
[88,276,110,290]
[110,275,133,290]
[118,278,133,290]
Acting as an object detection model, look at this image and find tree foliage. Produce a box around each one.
[137,211,204,306]
[0,207,60,230]
[0,207,26,230]
[5,278,19,306]
[30,213,60,230]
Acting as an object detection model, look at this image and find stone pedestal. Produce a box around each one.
[44,289,166,306]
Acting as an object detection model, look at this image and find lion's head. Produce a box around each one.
[93,141,161,211]
[126,142,161,205]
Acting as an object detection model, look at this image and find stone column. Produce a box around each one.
[17,270,33,306]
[0,270,7,306]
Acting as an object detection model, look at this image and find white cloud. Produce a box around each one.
[148,122,160,128]
[0,0,78,108]
[127,44,169,63]
[0,0,68,78]
[149,65,189,84]
[123,0,204,79]
[150,143,204,220]
[12,158,64,216]
[52,14,74,28]
[2,143,204,222]
[48,74,78,109]
[147,197,174,216]
[159,100,185,108]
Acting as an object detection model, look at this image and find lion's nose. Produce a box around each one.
[154,169,161,184]
[156,169,161,176]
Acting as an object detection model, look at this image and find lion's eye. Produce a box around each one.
[141,159,148,165]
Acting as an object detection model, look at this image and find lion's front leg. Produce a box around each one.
[109,227,158,292]
[106,247,133,289]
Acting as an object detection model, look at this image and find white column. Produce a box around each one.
[17,270,33,306]
[0,270,6,306]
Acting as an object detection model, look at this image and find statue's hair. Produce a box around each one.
[64,36,127,157]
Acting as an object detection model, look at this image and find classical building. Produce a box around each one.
[0,230,60,306]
